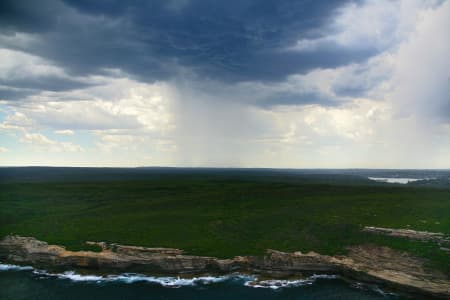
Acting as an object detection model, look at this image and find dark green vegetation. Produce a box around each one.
[1,168,449,272]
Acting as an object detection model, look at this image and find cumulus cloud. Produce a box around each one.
[0,48,94,100]
[54,129,74,135]
[20,132,84,153]
[7,78,173,131]
[0,0,369,86]
[0,111,35,131]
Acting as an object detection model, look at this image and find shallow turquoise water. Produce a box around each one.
[0,265,423,300]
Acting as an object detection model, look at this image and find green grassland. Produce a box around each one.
[1,172,449,272]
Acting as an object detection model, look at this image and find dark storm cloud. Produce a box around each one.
[0,0,371,84]
[0,0,66,33]
[239,45,377,82]
[1,0,394,112]
[0,87,34,101]
[0,74,95,101]
[1,76,95,94]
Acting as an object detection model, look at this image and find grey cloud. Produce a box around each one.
[258,91,338,108]
[27,109,142,130]
[0,0,66,33]
[0,87,34,101]
[0,76,95,95]
[240,44,377,82]
[332,61,391,98]
[1,0,370,86]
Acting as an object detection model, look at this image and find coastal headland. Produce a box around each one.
[1,235,449,298]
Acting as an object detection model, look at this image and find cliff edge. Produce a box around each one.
[0,235,449,298]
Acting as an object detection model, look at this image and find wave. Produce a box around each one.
[245,278,313,289]
[2,262,253,287]
[0,263,34,271]
[33,269,106,282]
[32,269,254,286]
[1,261,387,295]
[244,274,338,290]
[350,282,398,297]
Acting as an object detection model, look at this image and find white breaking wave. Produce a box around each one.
[32,269,250,285]
[0,263,33,271]
[350,282,397,297]
[1,261,345,291]
[109,274,251,286]
[244,274,339,290]
[33,270,105,282]
[245,279,313,289]
[2,263,254,287]
[34,271,253,286]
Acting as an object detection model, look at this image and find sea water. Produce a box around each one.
[0,263,427,300]
[367,177,439,184]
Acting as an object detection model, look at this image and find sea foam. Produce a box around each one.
[0,263,34,271]
[350,281,398,297]
[0,263,253,287]
[34,270,254,287]
[0,261,352,291]
[244,274,338,290]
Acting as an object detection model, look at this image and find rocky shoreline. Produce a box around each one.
[1,235,449,298]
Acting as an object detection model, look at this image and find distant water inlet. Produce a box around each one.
[368,177,433,184]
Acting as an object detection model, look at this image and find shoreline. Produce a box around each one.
[1,262,401,298]
[1,235,449,299]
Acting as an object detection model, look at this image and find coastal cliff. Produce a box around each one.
[1,235,449,299]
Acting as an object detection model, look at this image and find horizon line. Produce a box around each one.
[1,165,449,171]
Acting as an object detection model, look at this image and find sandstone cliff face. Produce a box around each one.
[340,245,450,299]
[0,235,449,299]
[0,235,234,274]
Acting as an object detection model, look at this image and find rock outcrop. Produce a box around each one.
[363,226,450,246]
[1,235,449,299]
[0,235,234,274]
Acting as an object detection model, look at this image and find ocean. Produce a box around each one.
[0,263,424,300]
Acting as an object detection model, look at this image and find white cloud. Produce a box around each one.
[17,78,174,131]
[0,146,8,153]
[294,0,439,51]
[0,48,65,80]
[54,129,75,135]
[21,132,84,153]
[1,74,177,165]
[25,99,142,130]
[0,111,34,132]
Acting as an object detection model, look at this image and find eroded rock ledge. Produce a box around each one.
[0,235,449,299]
[363,226,450,246]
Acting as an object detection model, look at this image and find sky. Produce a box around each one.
[0,0,449,168]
